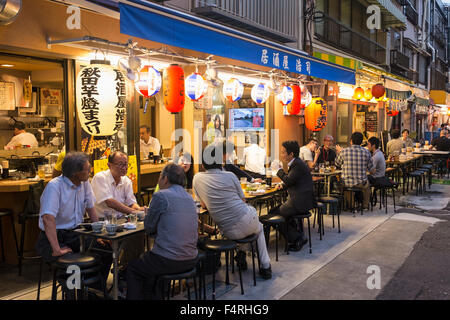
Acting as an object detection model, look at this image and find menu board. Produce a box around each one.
[0,81,15,110]
[365,112,378,133]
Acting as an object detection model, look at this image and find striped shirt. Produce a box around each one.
[335,145,374,187]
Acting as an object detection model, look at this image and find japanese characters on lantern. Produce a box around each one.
[135,65,161,97]
[76,60,127,136]
[251,83,270,105]
[223,78,244,102]
[185,72,207,101]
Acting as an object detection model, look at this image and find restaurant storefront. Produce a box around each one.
[0,0,356,264]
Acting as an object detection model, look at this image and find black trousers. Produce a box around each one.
[126,251,198,300]
[35,230,113,289]
[264,204,305,244]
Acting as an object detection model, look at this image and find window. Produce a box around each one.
[418,55,428,85]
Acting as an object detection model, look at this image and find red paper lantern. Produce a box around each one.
[353,87,364,100]
[372,84,386,99]
[163,64,185,114]
[288,85,301,115]
[305,98,327,132]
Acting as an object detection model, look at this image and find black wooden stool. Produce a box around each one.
[312,202,325,240]
[343,187,364,216]
[286,212,312,254]
[52,253,104,300]
[233,233,259,287]
[318,197,341,233]
[0,209,18,263]
[159,268,198,300]
[259,215,287,261]
[204,239,242,299]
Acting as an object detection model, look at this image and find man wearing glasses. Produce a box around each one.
[315,135,337,165]
[91,151,145,219]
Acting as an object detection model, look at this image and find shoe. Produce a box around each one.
[288,239,307,252]
[259,265,272,280]
[234,250,248,271]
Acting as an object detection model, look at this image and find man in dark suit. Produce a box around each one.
[261,141,315,251]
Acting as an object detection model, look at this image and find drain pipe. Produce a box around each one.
[427,42,436,91]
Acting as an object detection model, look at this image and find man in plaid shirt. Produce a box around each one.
[335,132,374,209]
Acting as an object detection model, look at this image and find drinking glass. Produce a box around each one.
[240,177,247,189]
[38,165,45,179]
[129,213,137,226]
[319,163,325,174]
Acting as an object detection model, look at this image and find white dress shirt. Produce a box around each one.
[5,132,38,149]
[90,169,137,218]
[140,136,161,158]
[39,176,95,230]
[243,143,266,175]
[299,146,314,162]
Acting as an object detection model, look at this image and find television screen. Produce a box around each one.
[229,108,265,131]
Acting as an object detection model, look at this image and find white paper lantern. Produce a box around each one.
[278,85,294,106]
[223,78,244,102]
[251,83,270,105]
[301,89,312,107]
[185,73,207,101]
[76,60,126,136]
[135,65,161,97]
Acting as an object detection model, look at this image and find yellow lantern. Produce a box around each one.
[353,87,364,100]
[364,88,373,101]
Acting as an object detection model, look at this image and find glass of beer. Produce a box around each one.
[240,177,247,189]
[38,165,45,179]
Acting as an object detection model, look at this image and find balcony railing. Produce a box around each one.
[191,0,298,43]
[314,12,386,65]
[431,68,447,91]
[391,50,410,71]
[405,3,418,25]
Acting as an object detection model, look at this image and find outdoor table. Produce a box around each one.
[386,155,423,194]
[311,170,342,197]
[413,150,450,155]
[73,220,146,300]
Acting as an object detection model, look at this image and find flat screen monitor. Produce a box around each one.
[229,108,265,131]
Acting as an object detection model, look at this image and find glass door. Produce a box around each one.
[336,102,351,145]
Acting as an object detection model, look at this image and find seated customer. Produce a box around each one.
[35,152,112,287]
[262,141,315,251]
[193,144,272,279]
[315,135,337,165]
[126,164,199,300]
[91,151,144,218]
[432,129,450,151]
[223,141,257,183]
[300,138,319,170]
[336,132,374,210]
[242,134,266,178]
[367,137,386,184]
[386,129,405,157]
[401,129,414,148]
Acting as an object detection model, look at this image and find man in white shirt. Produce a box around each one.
[242,134,266,176]
[91,151,144,218]
[5,121,38,149]
[139,125,161,159]
[35,152,112,289]
[299,138,319,170]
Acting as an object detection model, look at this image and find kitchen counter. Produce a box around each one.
[140,162,167,175]
[0,177,51,193]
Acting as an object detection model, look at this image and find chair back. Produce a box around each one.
[23,180,45,216]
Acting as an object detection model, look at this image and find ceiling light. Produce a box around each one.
[0,64,14,68]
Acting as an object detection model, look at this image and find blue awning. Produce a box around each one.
[118,0,356,85]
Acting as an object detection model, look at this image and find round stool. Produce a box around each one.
[343,187,364,216]
[53,253,103,300]
[204,239,241,299]
[196,252,207,300]
[286,212,312,254]
[259,215,286,261]
[159,268,198,300]
[233,233,259,287]
[313,202,325,240]
[319,197,340,233]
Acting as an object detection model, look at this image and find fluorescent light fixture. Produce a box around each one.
[0,64,14,67]
[217,71,271,86]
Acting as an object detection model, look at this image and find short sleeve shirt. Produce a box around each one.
[372,149,386,178]
[299,146,314,162]
[90,169,137,217]
[39,176,95,230]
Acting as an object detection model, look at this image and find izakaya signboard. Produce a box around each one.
[76,61,127,136]
[119,1,356,85]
